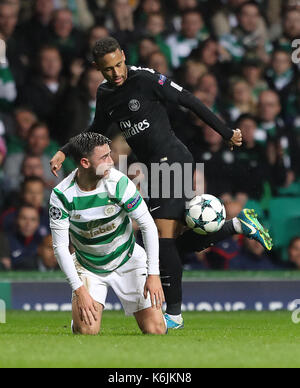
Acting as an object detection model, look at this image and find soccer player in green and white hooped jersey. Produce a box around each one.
[50,132,166,335]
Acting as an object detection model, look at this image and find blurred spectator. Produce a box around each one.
[226,78,257,124]
[285,236,300,270]
[256,90,283,144]
[166,8,209,68]
[5,203,41,270]
[196,73,225,116]
[83,24,109,65]
[129,12,172,67]
[240,56,268,102]
[146,50,171,76]
[145,12,171,63]
[17,45,68,138]
[37,234,59,271]
[171,0,199,32]
[61,66,104,141]
[274,8,300,53]
[129,36,160,67]
[6,107,38,155]
[108,0,134,32]
[0,110,14,139]
[54,0,94,31]
[180,59,207,90]
[233,113,287,200]
[21,155,45,180]
[190,124,235,198]
[290,94,300,178]
[107,0,137,54]
[136,0,164,27]
[0,0,29,86]
[211,0,249,37]
[47,8,85,69]
[229,238,278,270]
[0,176,50,238]
[19,0,54,59]
[0,231,10,270]
[256,90,293,186]
[4,122,64,193]
[219,1,272,65]
[265,49,297,117]
[189,38,229,86]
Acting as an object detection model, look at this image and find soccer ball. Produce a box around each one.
[185,194,226,235]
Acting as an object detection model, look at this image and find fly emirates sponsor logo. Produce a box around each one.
[120,119,150,139]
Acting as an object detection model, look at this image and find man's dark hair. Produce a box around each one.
[21,176,45,191]
[237,1,260,15]
[69,132,111,164]
[92,37,121,62]
[16,203,39,218]
[28,121,49,137]
[236,113,258,126]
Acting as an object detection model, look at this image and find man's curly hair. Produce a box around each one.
[69,132,111,164]
[92,37,121,62]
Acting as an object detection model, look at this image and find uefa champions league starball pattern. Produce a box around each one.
[186,194,226,235]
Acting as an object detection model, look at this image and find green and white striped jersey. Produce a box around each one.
[49,168,147,274]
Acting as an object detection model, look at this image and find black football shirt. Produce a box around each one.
[61,66,233,164]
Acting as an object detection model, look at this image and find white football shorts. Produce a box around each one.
[72,243,152,315]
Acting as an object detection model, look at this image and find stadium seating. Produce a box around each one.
[269,197,300,258]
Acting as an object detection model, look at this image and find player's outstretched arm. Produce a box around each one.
[177,90,243,150]
[142,70,243,150]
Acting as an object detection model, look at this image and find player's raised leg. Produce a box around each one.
[177,210,273,254]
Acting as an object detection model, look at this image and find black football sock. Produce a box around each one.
[159,238,183,316]
[176,220,237,254]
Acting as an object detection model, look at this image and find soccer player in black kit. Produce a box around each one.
[51,38,272,329]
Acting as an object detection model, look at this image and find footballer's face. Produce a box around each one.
[81,144,114,178]
[95,49,128,87]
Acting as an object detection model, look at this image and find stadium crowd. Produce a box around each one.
[0,0,299,271]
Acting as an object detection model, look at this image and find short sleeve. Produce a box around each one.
[49,191,70,230]
[114,175,148,217]
[141,69,183,105]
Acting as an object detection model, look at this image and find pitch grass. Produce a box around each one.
[1,311,300,368]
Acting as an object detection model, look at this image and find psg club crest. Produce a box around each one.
[128,99,140,112]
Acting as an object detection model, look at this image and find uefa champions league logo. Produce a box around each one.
[0,39,6,64]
